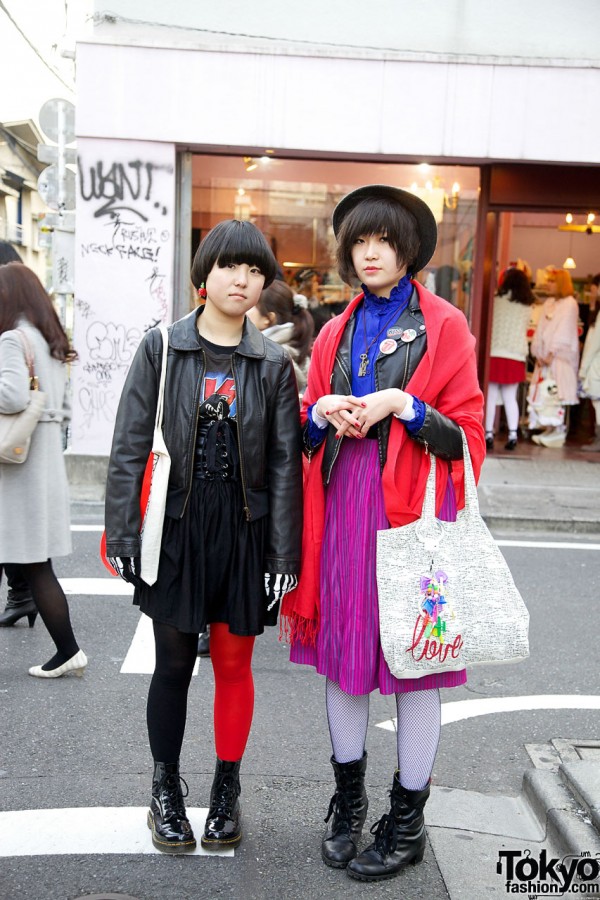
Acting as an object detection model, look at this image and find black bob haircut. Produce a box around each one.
[0,241,23,266]
[335,198,421,285]
[191,220,278,289]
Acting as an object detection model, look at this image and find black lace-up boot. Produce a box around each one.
[346,773,430,881]
[322,752,368,868]
[201,758,242,849]
[147,761,196,854]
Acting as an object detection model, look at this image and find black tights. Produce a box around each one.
[20,560,79,669]
[146,621,198,762]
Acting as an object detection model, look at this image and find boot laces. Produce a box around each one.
[324,789,352,835]
[370,811,398,856]
[156,772,189,819]
[210,772,239,816]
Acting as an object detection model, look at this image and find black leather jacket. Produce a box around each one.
[315,288,463,483]
[105,308,303,575]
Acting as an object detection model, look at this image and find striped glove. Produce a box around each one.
[264,573,298,612]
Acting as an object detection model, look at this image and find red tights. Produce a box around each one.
[210,622,255,761]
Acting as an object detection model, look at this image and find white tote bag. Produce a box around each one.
[376,429,529,679]
[140,326,171,586]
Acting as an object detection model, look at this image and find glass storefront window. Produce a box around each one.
[191,155,480,321]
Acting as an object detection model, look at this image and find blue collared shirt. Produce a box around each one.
[307,276,425,443]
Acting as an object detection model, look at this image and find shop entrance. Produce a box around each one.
[473,163,600,457]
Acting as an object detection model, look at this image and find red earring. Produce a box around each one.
[198,283,207,299]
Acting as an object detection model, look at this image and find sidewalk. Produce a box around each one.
[478,449,600,534]
[69,448,600,534]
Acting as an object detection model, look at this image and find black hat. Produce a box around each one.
[332,184,438,274]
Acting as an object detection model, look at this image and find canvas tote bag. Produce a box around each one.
[376,429,529,679]
[139,325,171,585]
[0,329,46,465]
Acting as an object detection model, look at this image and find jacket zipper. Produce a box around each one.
[375,341,412,470]
[180,351,206,518]
[232,356,252,521]
[325,354,351,484]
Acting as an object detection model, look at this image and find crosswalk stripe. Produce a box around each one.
[56,582,203,676]
[0,808,233,857]
[59,577,133,596]
[120,613,200,676]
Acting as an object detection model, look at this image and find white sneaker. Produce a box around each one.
[538,431,566,448]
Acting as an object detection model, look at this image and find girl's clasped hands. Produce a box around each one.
[315,388,410,439]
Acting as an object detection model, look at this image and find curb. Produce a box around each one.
[482,515,600,535]
[523,768,600,857]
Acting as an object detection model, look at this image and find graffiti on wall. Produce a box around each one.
[71,139,176,455]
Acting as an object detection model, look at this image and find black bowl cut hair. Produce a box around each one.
[335,198,421,285]
[191,220,278,289]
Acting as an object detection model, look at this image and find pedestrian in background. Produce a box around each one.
[246,279,314,393]
[485,267,535,451]
[529,268,580,448]
[282,185,484,882]
[579,273,600,450]
[0,262,86,677]
[0,241,37,627]
[105,220,302,854]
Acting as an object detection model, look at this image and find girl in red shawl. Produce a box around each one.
[281,185,484,882]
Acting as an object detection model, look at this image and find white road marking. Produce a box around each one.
[0,807,233,857]
[56,581,203,676]
[70,527,600,548]
[376,695,600,731]
[496,539,600,550]
[120,613,200,676]
[59,577,133,596]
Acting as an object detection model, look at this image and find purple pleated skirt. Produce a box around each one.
[290,438,467,696]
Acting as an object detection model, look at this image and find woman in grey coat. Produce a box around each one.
[0,262,87,677]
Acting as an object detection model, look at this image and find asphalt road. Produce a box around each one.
[1,514,599,900]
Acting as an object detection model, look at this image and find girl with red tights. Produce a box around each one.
[105,220,302,854]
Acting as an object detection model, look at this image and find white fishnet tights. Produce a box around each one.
[326,679,441,790]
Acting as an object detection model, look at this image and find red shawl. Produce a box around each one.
[281,281,485,645]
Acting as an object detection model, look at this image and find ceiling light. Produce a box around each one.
[563,256,576,269]
[565,213,573,224]
[418,163,430,173]
[243,156,258,172]
[588,213,596,225]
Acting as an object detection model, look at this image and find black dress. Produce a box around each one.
[134,336,269,636]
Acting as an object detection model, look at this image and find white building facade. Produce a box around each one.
[73,0,600,454]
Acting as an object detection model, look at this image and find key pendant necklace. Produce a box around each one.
[358,304,402,377]
[358,352,370,378]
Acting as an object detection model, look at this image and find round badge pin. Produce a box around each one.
[379,338,398,355]
[400,328,417,343]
